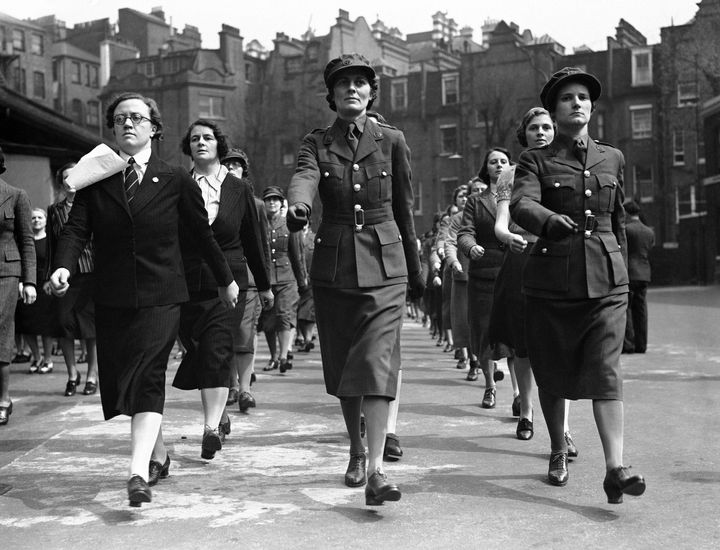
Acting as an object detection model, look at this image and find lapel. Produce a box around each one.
[353,117,383,164]
[99,171,131,217]
[325,120,355,162]
[214,174,241,227]
[129,155,174,216]
[584,137,607,171]
[548,141,584,172]
[477,189,497,220]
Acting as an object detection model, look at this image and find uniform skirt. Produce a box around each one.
[489,249,529,357]
[173,291,247,390]
[525,293,627,400]
[95,303,180,420]
[296,284,315,323]
[0,277,19,363]
[236,288,261,353]
[314,284,404,399]
[467,276,510,362]
[261,281,298,332]
[450,278,470,348]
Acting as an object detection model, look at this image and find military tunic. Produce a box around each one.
[287,115,420,398]
[510,134,629,400]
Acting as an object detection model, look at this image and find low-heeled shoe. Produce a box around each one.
[365,470,401,506]
[603,466,646,504]
[279,358,293,374]
[64,373,82,396]
[516,418,533,440]
[148,454,171,486]
[466,366,480,381]
[83,381,97,395]
[481,387,496,409]
[238,391,256,413]
[548,451,569,486]
[0,401,13,425]
[218,417,231,442]
[564,431,578,458]
[226,388,239,406]
[127,475,152,507]
[511,395,521,417]
[201,428,222,459]
[344,452,367,487]
[262,360,278,371]
[383,433,403,461]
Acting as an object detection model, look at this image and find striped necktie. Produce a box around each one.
[124,157,139,202]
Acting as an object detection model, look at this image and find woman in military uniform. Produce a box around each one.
[510,68,646,503]
[286,53,424,506]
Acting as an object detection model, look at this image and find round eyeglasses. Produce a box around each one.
[113,113,152,126]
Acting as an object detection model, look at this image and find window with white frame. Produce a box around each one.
[12,29,25,51]
[631,49,652,86]
[30,33,43,55]
[71,61,81,84]
[673,130,685,166]
[678,82,698,107]
[199,95,225,118]
[440,125,458,155]
[630,105,652,139]
[391,79,407,111]
[442,73,459,105]
[633,164,653,202]
[677,184,706,219]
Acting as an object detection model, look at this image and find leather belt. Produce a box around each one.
[322,205,394,231]
[570,212,612,238]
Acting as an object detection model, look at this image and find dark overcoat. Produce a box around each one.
[625,217,655,283]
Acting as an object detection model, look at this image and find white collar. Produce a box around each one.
[119,147,152,165]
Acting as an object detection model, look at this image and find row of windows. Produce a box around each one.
[390,73,460,111]
[67,99,101,127]
[3,27,44,55]
[69,61,99,88]
[13,68,46,99]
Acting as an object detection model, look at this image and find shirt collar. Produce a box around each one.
[338,114,368,135]
[193,165,228,191]
[119,147,152,166]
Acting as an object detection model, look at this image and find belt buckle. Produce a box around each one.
[354,207,365,232]
[583,211,596,239]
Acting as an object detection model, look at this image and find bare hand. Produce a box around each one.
[506,234,528,254]
[21,284,37,305]
[218,280,240,308]
[469,245,485,261]
[259,289,274,311]
[43,281,53,296]
[451,261,463,274]
[432,276,442,287]
[50,268,71,297]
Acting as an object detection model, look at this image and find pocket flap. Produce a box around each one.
[529,238,571,257]
[375,221,402,245]
[541,175,574,190]
[364,164,392,179]
[5,249,20,261]
[319,163,344,179]
[597,174,619,189]
[315,224,342,247]
[598,232,622,253]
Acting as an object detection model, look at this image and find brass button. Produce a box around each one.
[381,170,387,177]
[541,248,548,254]
[316,237,322,243]
[271,249,275,253]
[554,182,560,188]
[612,181,617,187]
[354,204,362,211]
[323,171,330,178]
[584,209,591,216]
[585,189,592,197]
[352,164,360,172]
[583,170,591,177]
[353,184,361,192]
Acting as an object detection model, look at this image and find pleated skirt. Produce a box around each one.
[95,304,180,420]
[525,293,627,400]
[314,284,404,399]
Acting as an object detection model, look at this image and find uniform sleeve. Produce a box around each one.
[509,150,557,237]
[287,133,321,212]
[288,228,307,286]
[390,130,421,276]
[178,168,233,287]
[610,150,628,266]
[456,196,478,257]
[54,190,92,276]
[14,189,36,285]
[238,182,271,291]
[444,214,461,265]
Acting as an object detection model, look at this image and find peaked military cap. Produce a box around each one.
[540,67,602,110]
[323,53,376,88]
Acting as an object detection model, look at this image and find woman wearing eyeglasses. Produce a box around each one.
[50,92,239,507]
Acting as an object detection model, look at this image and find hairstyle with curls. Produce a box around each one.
[516,107,556,147]
[105,92,163,140]
[181,119,230,161]
[325,71,379,112]
[477,147,512,184]
[452,184,469,205]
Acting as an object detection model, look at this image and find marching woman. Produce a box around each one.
[174,120,273,459]
[510,68,645,502]
[285,53,424,505]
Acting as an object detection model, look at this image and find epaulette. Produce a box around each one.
[311,126,331,134]
[594,139,617,149]
[377,121,398,130]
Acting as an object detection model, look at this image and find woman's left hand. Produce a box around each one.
[469,245,485,260]
[219,281,240,308]
[21,283,37,305]
[506,234,528,254]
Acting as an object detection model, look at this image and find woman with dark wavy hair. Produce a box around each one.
[174,119,273,460]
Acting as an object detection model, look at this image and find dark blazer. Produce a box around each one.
[267,213,306,286]
[0,178,36,284]
[457,189,504,280]
[181,173,270,293]
[510,134,628,300]
[625,217,655,282]
[53,154,233,308]
[287,115,420,288]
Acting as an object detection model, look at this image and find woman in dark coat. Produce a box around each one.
[174,119,273,460]
[510,67,645,503]
[457,148,512,408]
[285,53,424,506]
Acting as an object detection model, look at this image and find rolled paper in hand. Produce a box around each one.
[65,144,126,191]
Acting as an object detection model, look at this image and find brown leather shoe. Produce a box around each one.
[344,452,367,487]
[365,469,401,505]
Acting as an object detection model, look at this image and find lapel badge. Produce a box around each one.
[152,176,159,183]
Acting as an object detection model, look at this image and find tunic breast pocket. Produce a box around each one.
[540,175,575,214]
[364,164,392,202]
[522,238,571,292]
[310,225,342,283]
[375,221,407,278]
[595,174,619,212]
[319,163,344,204]
[1,207,15,231]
